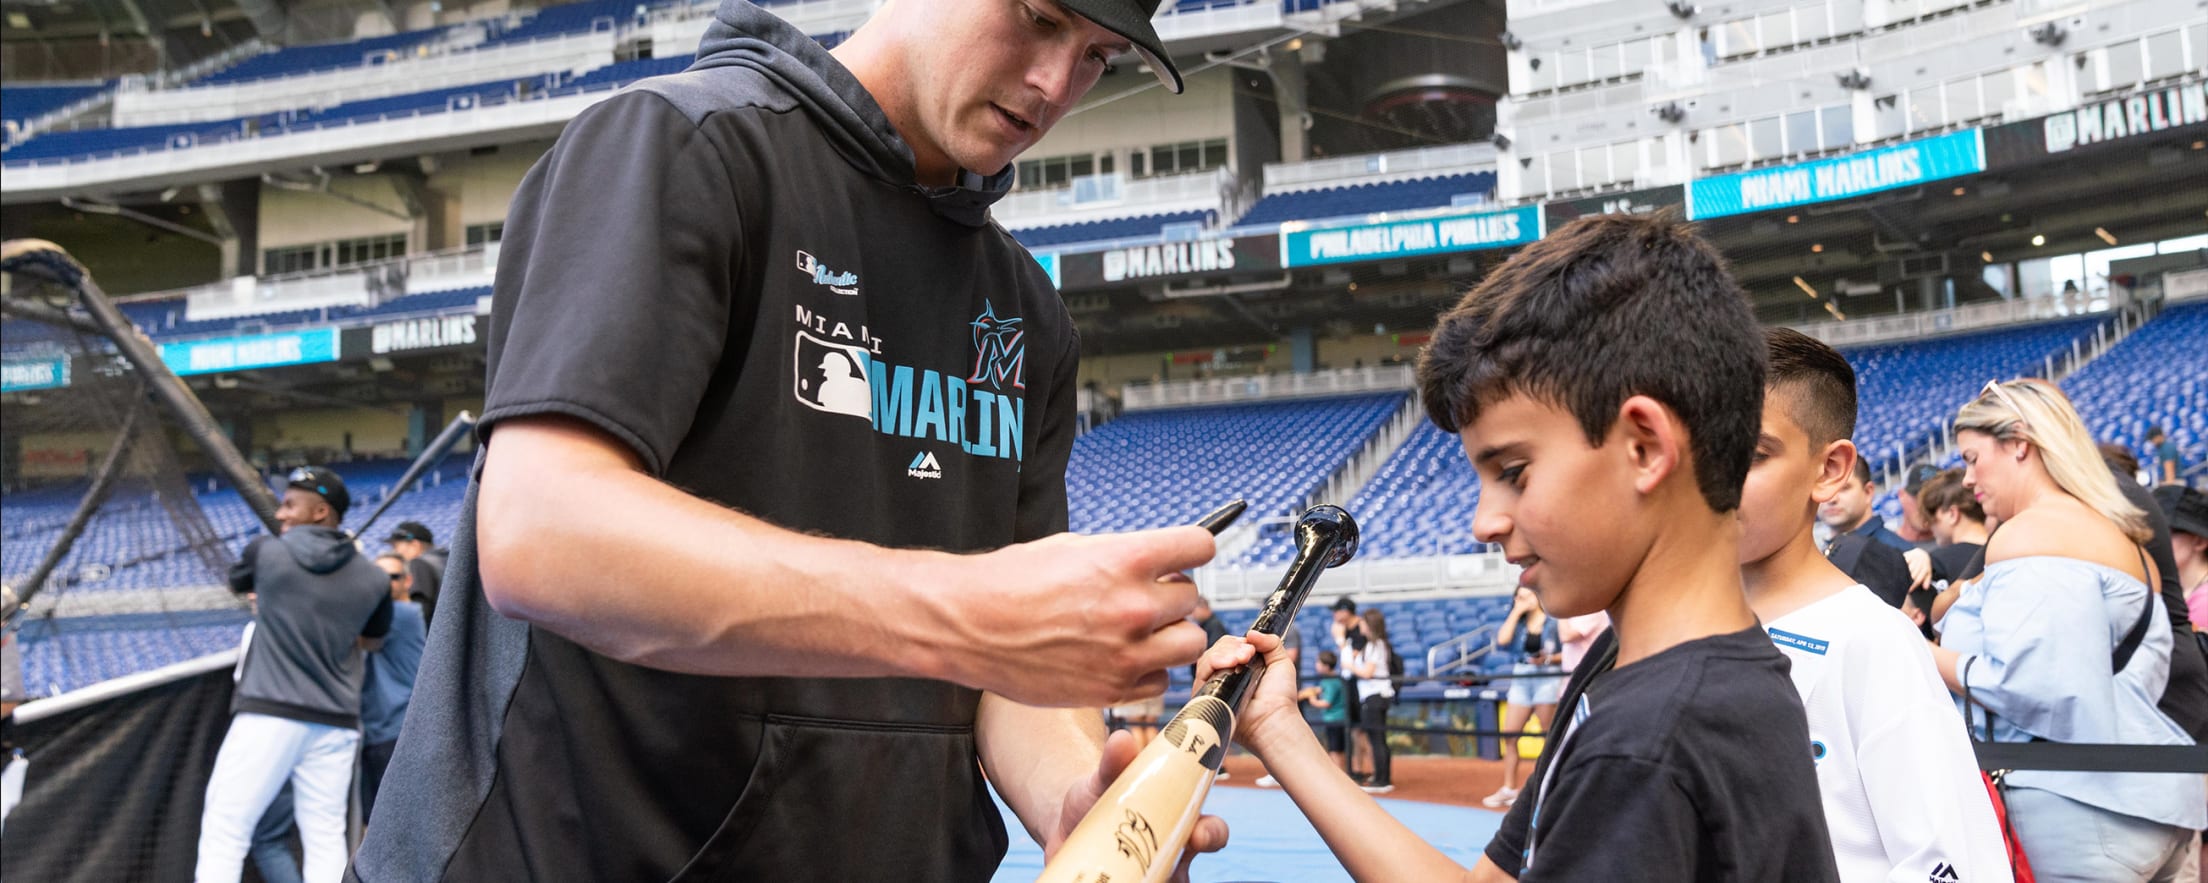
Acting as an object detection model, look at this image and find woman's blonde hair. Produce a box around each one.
[1953,378,2150,544]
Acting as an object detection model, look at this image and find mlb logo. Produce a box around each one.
[793,330,870,420]
[2043,114,2078,153]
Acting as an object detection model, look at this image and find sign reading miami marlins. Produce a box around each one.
[1688,129,1984,220]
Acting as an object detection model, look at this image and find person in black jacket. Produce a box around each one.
[197,467,391,883]
[1821,460,1917,608]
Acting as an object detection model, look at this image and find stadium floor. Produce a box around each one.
[993,766,1503,881]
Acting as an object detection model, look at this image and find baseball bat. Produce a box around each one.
[347,411,477,541]
[1037,504,1361,883]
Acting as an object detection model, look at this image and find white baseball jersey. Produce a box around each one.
[1767,586,2013,883]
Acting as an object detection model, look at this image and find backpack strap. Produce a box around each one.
[2111,546,2156,674]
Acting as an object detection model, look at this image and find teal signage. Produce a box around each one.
[1688,129,1985,220]
[158,328,340,376]
[1282,204,1542,268]
[1,355,70,392]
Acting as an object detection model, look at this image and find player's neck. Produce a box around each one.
[1609,505,1758,667]
[1742,524,1854,624]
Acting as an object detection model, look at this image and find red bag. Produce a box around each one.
[1978,770,2036,883]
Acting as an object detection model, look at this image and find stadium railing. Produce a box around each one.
[1122,364,1415,410]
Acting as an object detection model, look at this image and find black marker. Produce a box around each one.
[1195,499,1247,535]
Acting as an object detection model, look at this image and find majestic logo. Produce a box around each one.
[967,300,1025,391]
[795,250,860,295]
[907,451,943,479]
[1927,861,1961,882]
[793,330,872,420]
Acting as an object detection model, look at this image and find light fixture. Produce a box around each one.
[1981,251,1994,263]
[1793,276,1819,299]
[1951,186,1967,196]
[1810,243,1824,253]
[2031,234,2046,247]
[2194,140,2205,150]
[1786,215,1799,224]
[1824,301,1847,320]
[1347,282,1358,291]
[2095,227,2117,246]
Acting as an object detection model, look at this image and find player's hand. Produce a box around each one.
[1044,728,1229,883]
[1197,633,1307,758]
[1903,548,1933,590]
[933,527,1216,708]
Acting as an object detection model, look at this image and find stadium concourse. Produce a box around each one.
[3,0,2207,877]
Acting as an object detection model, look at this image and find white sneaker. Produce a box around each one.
[1255,775,1280,788]
[1216,770,1230,781]
[1480,786,1519,809]
[1360,783,1395,794]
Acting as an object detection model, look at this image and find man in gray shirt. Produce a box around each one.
[196,467,391,883]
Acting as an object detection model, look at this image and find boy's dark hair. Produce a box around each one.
[1762,328,1857,446]
[2100,441,2141,476]
[1917,468,1984,525]
[1416,212,1766,512]
[1330,596,1357,615]
[2147,425,2166,442]
[1318,650,1339,668]
[1849,456,1874,486]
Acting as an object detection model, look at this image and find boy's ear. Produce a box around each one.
[1810,439,1857,505]
[1617,394,1684,498]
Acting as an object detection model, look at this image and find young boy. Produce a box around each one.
[1739,328,2011,882]
[1199,213,1839,881]
[1300,651,1352,773]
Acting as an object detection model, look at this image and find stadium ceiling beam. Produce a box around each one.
[111,0,167,67]
[262,170,413,221]
[58,196,225,246]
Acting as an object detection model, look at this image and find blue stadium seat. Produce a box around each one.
[1009,210,1216,249]
[1234,172,1497,228]
[2064,302,2208,472]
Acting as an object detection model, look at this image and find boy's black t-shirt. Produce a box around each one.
[1484,626,1840,883]
[1930,541,1984,583]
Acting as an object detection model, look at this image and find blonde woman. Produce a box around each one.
[1929,379,2205,882]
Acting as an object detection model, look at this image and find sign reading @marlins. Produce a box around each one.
[1982,80,2208,168]
[1056,235,1283,290]
[2,355,71,392]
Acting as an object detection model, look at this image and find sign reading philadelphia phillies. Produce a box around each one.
[1281,204,1542,268]
[1688,130,1984,220]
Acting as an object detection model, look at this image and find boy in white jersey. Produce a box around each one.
[1739,328,2012,883]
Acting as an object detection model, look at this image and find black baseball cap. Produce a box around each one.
[1058,0,1184,93]
[285,466,352,517]
[1904,463,1942,495]
[385,521,435,544]
[2154,485,2208,539]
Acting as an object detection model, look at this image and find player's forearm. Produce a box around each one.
[977,694,1105,850]
[1253,726,1476,882]
[478,448,963,682]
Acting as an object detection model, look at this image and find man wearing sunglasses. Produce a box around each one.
[196,466,394,883]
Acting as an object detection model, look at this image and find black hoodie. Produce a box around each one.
[350,2,1074,879]
[230,527,394,728]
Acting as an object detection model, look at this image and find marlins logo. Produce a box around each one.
[967,300,1025,391]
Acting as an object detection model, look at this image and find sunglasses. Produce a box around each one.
[388,573,406,582]
[1980,379,2031,431]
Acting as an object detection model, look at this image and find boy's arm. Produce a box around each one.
[1848,639,1990,881]
[1252,712,1483,882]
[1201,635,1478,882]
